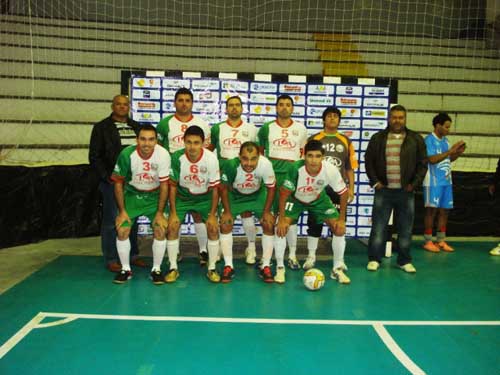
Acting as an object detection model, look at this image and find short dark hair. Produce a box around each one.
[226,95,242,106]
[183,125,205,141]
[322,106,342,122]
[432,112,452,127]
[390,104,407,114]
[304,140,325,155]
[276,94,294,106]
[239,141,259,155]
[174,87,193,101]
[137,124,157,137]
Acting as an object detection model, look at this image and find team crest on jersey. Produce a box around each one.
[273,138,296,148]
[292,129,299,136]
[336,144,344,153]
[242,130,249,137]
[316,179,324,186]
[151,163,158,171]
[283,180,295,190]
[221,174,228,182]
[325,208,335,215]
[200,166,208,174]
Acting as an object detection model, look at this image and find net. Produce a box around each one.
[0,1,499,171]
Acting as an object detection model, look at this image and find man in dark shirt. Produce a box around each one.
[488,158,500,256]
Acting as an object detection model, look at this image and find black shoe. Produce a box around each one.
[221,266,234,283]
[113,270,132,284]
[150,270,164,285]
[199,251,208,266]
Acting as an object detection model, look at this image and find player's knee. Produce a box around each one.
[153,226,166,240]
[220,223,233,234]
[117,227,130,241]
[167,223,180,239]
[206,223,219,240]
[192,212,202,223]
[261,221,274,235]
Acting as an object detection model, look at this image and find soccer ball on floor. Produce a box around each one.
[303,268,325,291]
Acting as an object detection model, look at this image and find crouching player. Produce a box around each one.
[166,126,222,283]
[219,142,276,283]
[111,125,171,284]
[275,140,348,284]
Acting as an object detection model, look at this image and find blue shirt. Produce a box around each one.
[423,132,451,186]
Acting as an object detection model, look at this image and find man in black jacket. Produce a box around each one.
[364,105,427,273]
[89,95,143,271]
[488,158,500,256]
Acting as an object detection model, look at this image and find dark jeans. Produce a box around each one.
[99,181,139,266]
[368,188,414,266]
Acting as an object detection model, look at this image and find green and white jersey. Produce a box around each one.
[111,144,171,193]
[156,114,211,153]
[170,148,220,199]
[211,120,257,159]
[221,155,275,195]
[283,160,347,204]
[257,119,308,175]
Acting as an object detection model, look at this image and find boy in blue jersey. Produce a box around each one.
[422,113,465,252]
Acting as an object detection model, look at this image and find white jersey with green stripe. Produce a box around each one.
[283,160,347,204]
[170,148,220,198]
[211,120,257,159]
[156,114,211,153]
[221,155,275,195]
[111,144,171,193]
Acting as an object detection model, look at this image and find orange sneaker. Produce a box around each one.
[422,241,440,253]
[437,241,454,252]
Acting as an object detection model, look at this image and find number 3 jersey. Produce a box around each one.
[170,148,220,200]
[156,114,211,153]
[210,120,257,159]
[221,155,276,196]
[283,160,348,204]
[111,144,171,193]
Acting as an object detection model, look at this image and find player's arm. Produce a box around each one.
[427,141,465,164]
[346,168,355,203]
[261,184,276,227]
[206,186,219,229]
[276,186,292,237]
[113,179,131,230]
[167,180,179,227]
[153,181,168,230]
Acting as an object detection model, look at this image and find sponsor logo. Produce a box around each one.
[279,84,306,93]
[222,80,249,91]
[337,97,361,106]
[136,101,159,110]
[298,185,315,193]
[200,166,207,174]
[223,138,241,147]
[316,179,324,186]
[335,144,344,153]
[172,134,184,144]
[162,79,190,89]
[283,180,295,190]
[363,109,387,118]
[308,84,334,95]
[273,138,296,149]
[192,80,220,90]
[363,98,388,107]
[364,87,388,96]
[134,78,161,88]
[137,173,155,184]
[325,208,335,215]
[251,82,277,92]
[236,182,258,190]
[307,96,334,105]
[250,94,276,104]
[184,174,206,186]
[325,156,342,167]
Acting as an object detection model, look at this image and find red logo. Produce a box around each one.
[272,138,296,148]
[236,182,258,190]
[137,173,155,183]
[223,138,241,147]
[184,174,206,186]
[172,134,184,144]
[298,185,315,193]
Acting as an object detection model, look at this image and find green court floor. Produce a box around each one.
[0,240,499,374]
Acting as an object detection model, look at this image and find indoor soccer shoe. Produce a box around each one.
[245,247,257,265]
[490,245,500,256]
[436,241,454,252]
[287,257,300,270]
[274,267,286,284]
[199,251,208,267]
[367,261,380,271]
[259,266,274,283]
[113,270,132,284]
[422,241,440,253]
[399,263,417,273]
[330,267,351,284]
[165,269,179,283]
[221,266,234,283]
[302,256,316,270]
[206,269,221,283]
[150,270,164,285]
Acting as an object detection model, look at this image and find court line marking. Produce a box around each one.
[1,312,499,374]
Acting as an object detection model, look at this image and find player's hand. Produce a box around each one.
[261,211,275,227]
[332,219,346,236]
[153,212,168,231]
[115,211,131,231]
[221,211,233,226]
[374,182,385,190]
[276,218,290,238]
[348,189,355,203]
[405,184,414,192]
[489,184,496,196]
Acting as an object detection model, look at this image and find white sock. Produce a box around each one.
[220,232,233,268]
[274,235,286,268]
[116,238,131,271]
[261,234,274,268]
[332,235,346,269]
[207,239,219,270]
[152,239,166,272]
[166,239,179,270]
[194,223,208,253]
[242,217,257,249]
[307,236,319,259]
[286,224,298,258]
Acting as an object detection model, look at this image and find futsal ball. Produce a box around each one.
[303,268,325,291]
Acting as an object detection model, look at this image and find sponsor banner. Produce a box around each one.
[250,104,275,116]
[358,151,365,162]
[132,101,160,111]
[249,115,274,126]
[289,95,306,105]
[220,104,249,114]
[346,216,356,226]
[346,227,356,237]
[357,216,372,226]
[358,184,374,194]
[308,84,335,95]
[351,140,360,151]
[306,106,327,117]
[221,91,249,102]
[133,77,161,88]
[360,141,369,151]
[359,162,366,173]
[340,129,360,140]
[279,83,306,94]
[358,195,374,205]
[358,206,373,216]
[194,90,220,102]
[250,93,277,104]
[132,89,161,100]
[132,111,161,123]
[357,227,372,237]
[339,119,361,129]
[307,96,334,106]
[363,108,388,118]
[291,106,306,116]
[336,96,362,107]
[363,119,387,129]
[306,118,324,128]
[204,114,220,124]
[363,97,389,108]
[192,79,220,90]
[193,102,219,113]
[250,82,278,92]
[339,108,361,118]
[337,85,363,96]
[162,102,175,113]
[361,129,378,140]
[347,206,357,216]
[162,90,176,101]
[162,78,190,89]
[358,173,370,184]
[364,86,389,96]
[222,80,249,92]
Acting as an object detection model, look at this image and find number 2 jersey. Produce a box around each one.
[170,148,220,201]
[282,160,348,204]
[111,144,171,193]
[156,114,211,153]
[221,155,276,196]
[210,120,257,159]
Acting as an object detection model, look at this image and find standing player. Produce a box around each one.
[275,140,348,283]
[219,142,276,283]
[165,126,221,283]
[304,107,357,284]
[257,94,308,272]
[422,113,465,253]
[157,87,211,265]
[209,96,259,265]
[111,125,170,284]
